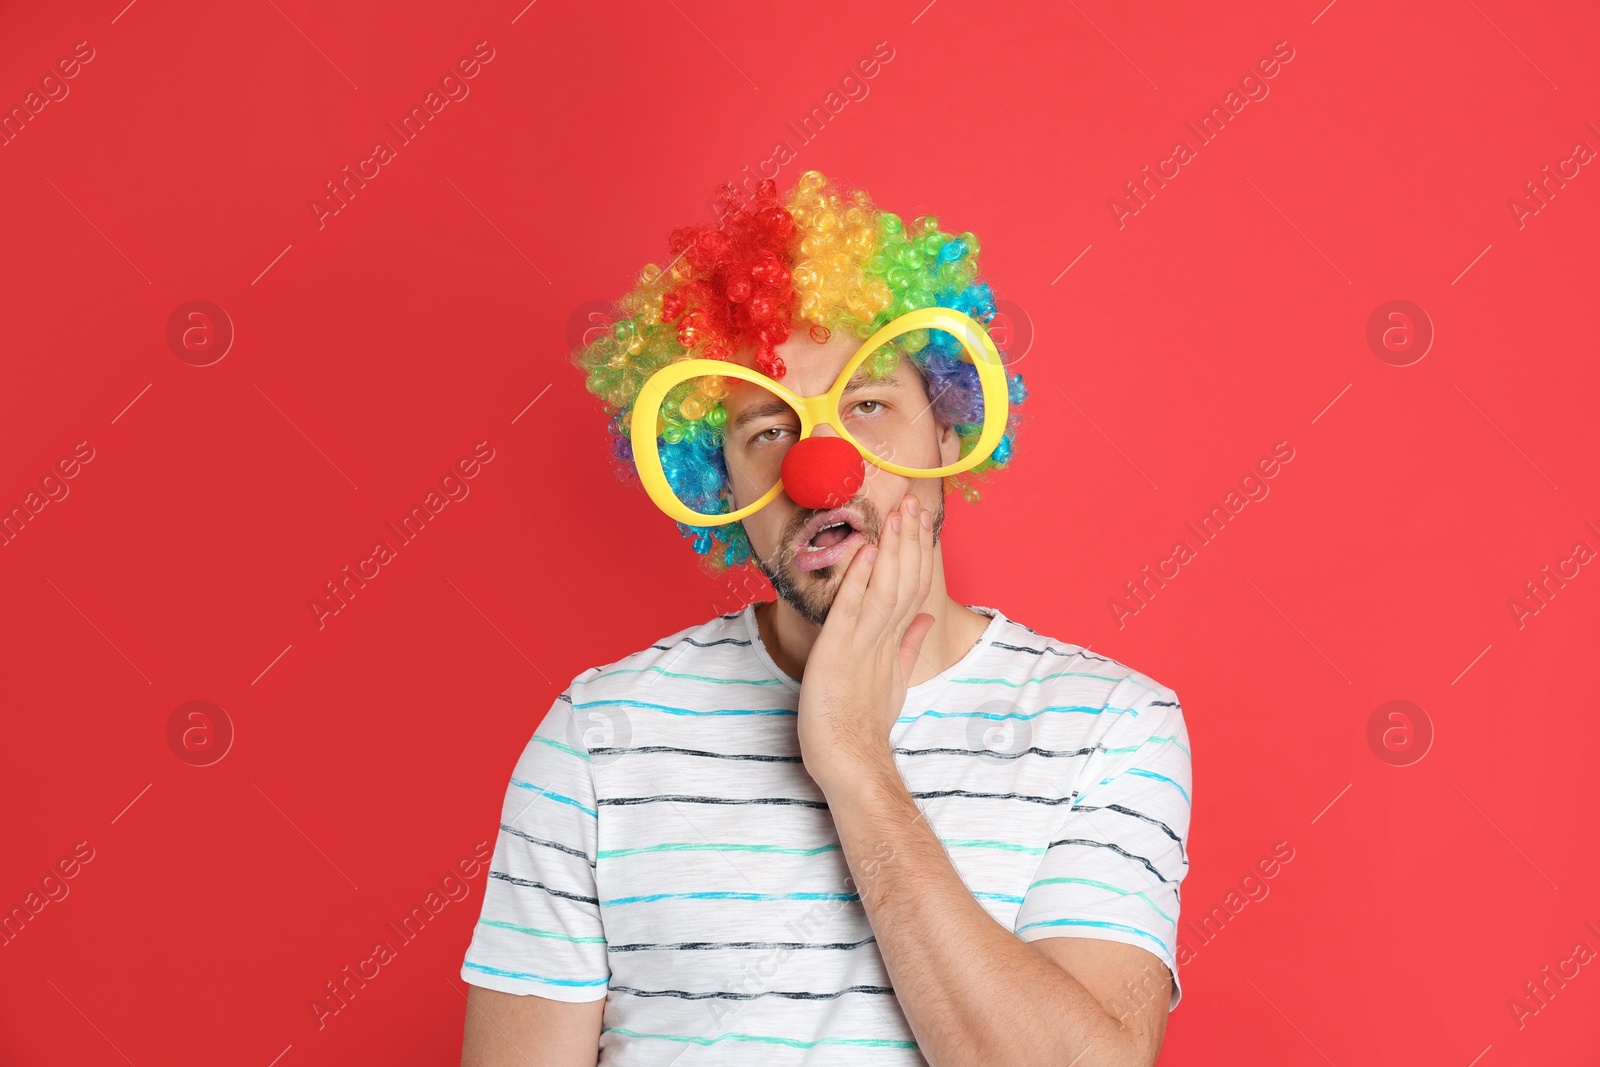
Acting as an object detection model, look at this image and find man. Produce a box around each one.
[459,171,1191,1066]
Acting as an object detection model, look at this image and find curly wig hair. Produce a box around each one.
[571,169,1029,573]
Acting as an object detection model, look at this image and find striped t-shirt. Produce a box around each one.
[460,602,1192,1064]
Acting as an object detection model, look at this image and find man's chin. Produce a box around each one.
[758,552,846,629]
[745,492,942,627]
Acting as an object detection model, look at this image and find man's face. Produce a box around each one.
[720,328,960,626]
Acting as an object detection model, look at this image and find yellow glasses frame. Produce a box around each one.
[630,306,1009,526]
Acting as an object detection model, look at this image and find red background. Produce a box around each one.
[2,0,1597,1064]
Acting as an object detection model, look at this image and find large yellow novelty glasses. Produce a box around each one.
[630,306,1009,526]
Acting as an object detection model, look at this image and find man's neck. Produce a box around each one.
[753,582,993,689]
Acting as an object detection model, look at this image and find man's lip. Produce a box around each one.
[792,527,867,572]
[795,506,865,549]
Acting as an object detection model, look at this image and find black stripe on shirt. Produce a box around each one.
[499,823,595,868]
[608,983,895,1001]
[489,869,599,905]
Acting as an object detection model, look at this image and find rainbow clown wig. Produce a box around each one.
[570,169,1029,573]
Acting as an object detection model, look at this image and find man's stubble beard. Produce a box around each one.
[751,489,946,628]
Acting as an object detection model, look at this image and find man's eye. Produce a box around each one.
[853,399,886,415]
[752,426,790,444]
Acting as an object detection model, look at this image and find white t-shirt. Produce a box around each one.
[461,602,1192,1064]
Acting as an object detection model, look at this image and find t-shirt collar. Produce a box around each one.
[740,601,1007,698]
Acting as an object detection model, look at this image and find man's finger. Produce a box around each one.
[832,542,877,624]
[914,501,934,609]
[864,508,903,624]
[891,498,924,632]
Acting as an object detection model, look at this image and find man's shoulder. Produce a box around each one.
[990,612,1190,799]
[985,609,1181,713]
[564,605,756,697]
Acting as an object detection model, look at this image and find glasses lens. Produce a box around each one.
[714,373,801,508]
[846,328,990,471]
[653,372,795,517]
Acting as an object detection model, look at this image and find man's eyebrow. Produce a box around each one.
[728,397,794,433]
[726,373,904,434]
[842,373,903,396]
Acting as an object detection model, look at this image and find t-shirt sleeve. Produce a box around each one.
[1012,686,1192,1012]
[460,682,610,1001]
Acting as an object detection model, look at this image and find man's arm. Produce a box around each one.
[794,497,1178,1064]
[822,762,1168,1067]
[457,674,613,1065]
[460,986,605,1067]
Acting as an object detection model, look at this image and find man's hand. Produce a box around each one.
[798,492,936,795]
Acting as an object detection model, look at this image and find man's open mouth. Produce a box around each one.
[804,520,856,551]
[793,508,868,572]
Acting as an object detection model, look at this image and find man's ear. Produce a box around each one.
[937,418,960,467]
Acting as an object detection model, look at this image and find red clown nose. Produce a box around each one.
[780,436,865,510]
